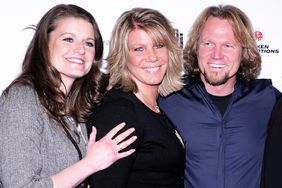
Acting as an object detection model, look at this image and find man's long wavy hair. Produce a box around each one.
[3,4,109,140]
[183,4,261,81]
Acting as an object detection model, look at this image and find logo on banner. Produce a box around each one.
[254,31,263,41]
[254,29,279,55]
[174,29,184,48]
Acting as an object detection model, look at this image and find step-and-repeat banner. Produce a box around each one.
[0,0,281,92]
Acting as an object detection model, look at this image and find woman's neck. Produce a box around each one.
[134,87,160,113]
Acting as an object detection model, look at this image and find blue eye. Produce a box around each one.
[155,43,165,49]
[134,47,143,52]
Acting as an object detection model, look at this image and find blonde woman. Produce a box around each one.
[87,7,185,188]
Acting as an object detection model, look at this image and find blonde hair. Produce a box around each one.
[183,4,261,81]
[107,7,184,96]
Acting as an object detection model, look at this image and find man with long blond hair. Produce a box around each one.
[159,4,281,188]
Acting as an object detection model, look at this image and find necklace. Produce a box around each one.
[134,92,160,113]
[155,105,160,113]
[66,116,87,146]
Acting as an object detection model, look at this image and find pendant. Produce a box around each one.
[155,105,160,113]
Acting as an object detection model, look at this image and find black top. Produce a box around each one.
[87,87,185,188]
[208,93,232,116]
[261,96,282,188]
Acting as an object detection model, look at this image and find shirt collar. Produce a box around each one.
[183,74,249,91]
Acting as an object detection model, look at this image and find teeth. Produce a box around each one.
[210,64,225,68]
[68,58,83,64]
[144,67,160,72]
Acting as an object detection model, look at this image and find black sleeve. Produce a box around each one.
[261,97,282,188]
[86,97,142,188]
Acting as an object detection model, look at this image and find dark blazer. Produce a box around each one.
[87,87,185,188]
[261,96,282,188]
